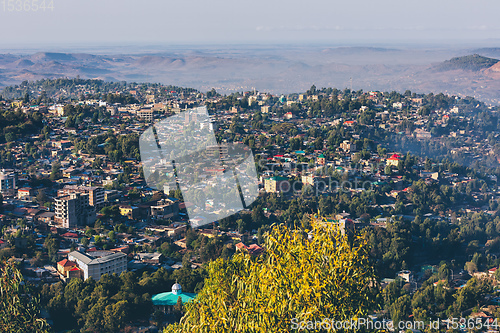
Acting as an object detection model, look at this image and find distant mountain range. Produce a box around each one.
[470,47,500,59]
[1,46,500,104]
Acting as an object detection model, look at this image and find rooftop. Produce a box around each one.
[151,291,196,306]
[267,176,288,181]
[68,250,126,266]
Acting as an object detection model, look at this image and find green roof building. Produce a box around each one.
[317,153,326,165]
[267,176,288,181]
[151,283,196,313]
[264,176,290,193]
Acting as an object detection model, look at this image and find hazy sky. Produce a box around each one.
[0,0,499,48]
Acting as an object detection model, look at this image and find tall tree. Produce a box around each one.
[164,218,379,332]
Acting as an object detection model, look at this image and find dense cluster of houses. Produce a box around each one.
[1,85,498,301]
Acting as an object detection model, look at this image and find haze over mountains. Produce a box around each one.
[1,46,500,104]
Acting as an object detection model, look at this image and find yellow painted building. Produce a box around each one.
[119,205,139,219]
[264,176,290,193]
[386,154,401,167]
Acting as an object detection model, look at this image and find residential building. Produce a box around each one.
[151,198,179,219]
[206,144,229,160]
[137,109,153,122]
[58,185,105,210]
[119,205,139,220]
[315,217,354,235]
[302,174,316,186]
[317,153,326,165]
[17,187,34,199]
[55,192,96,228]
[163,182,177,194]
[52,140,72,149]
[146,223,187,239]
[104,189,121,202]
[134,252,163,264]
[0,169,17,197]
[398,270,413,282]
[414,129,432,139]
[386,154,401,167]
[56,259,82,280]
[264,176,290,193]
[340,140,357,153]
[38,212,55,224]
[68,250,127,281]
[420,171,439,180]
[235,242,264,256]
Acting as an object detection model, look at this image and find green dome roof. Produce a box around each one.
[152,291,196,306]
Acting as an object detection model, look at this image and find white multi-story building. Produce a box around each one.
[58,185,105,210]
[55,192,96,228]
[68,250,127,281]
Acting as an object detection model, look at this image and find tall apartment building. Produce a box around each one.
[58,185,105,210]
[55,192,96,228]
[301,174,316,186]
[151,198,179,219]
[137,109,153,122]
[340,140,357,153]
[0,169,17,197]
[206,144,229,160]
[264,176,290,193]
[68,250,127,281]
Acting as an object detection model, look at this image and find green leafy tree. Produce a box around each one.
[389,294,411,326]
[173,296,184,320]
[50,161,62,181]
[0,261,50,332]
[36,189,49,205]
[44,234,60,262]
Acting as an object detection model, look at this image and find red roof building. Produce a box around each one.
[235,242,264,256]
[61,232,79,238]
[386,154,401,167]
[57,259,75,267]
[57,259,80,279]
[388,154,400,160]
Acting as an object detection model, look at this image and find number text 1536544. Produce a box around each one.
[2,0,54,12]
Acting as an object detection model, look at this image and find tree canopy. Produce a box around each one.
[0,260,50,332]
[164,219,379,332]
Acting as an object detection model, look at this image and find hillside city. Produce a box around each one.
[3,78,500,332]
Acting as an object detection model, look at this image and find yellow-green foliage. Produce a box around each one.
[0,260,50,332]
[164,219,379,333]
